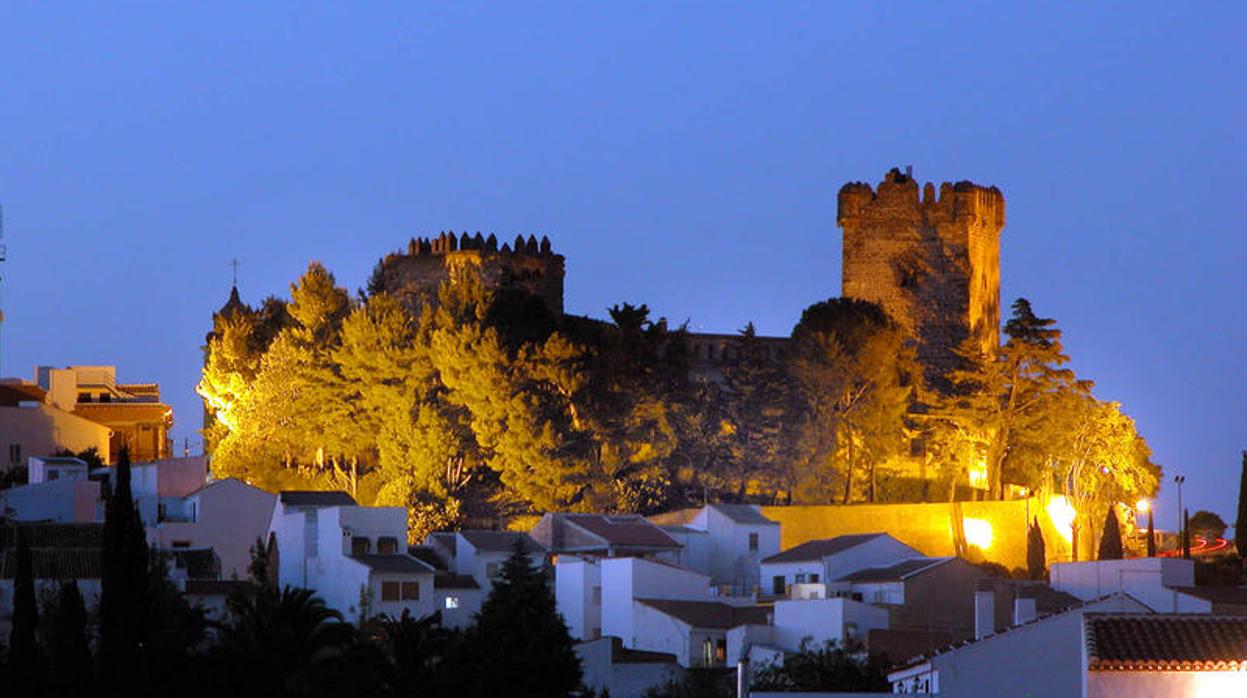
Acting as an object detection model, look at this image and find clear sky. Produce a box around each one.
[1,3,1243,528]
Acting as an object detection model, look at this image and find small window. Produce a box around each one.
[99,394,111,403]
[715,639,727,663]
[772,576,785,595]
[48,470,60,481]
[445,596,460,610]
[748,532,759,552]
[401,582,420,600]
[486,562,500,578]
[8,444,20,464]
[77,393,90,403]
[377,536,399,554]
[810,573,820,583]
[351,537,372,555]
[172,540,192,549]
[380,582,400,601]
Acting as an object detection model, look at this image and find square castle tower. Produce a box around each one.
[838,168,1005,386]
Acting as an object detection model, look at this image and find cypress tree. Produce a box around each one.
[1236,451,1247,560]
[1026,517,1046,580]
[1098,508,1123,560]
[1146,508,1156,557]
[8,527,44,696]
[99,446,151,690]
[454,540,581,698]
[48,580,93,696]
[1182,508,1192,559]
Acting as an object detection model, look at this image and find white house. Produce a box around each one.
[557,555,604,640]
[759,533,920,598]
[770,597,890,651]
[268,492,436,623]
[662,504,780,595]
[1049,557,1207,613]
[559,554,711,642]
[888,593,1150,695]
[576,636,683,698]
[407,543,485,629]
[630,599,771,667]
[152,478,277,580]
[531,513,682,561]
[449,530,545,596]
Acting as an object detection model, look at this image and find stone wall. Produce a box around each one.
[838,168,1004,387]
[372,231,565,316]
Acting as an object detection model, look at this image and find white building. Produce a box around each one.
[153,478,276,580]
[268,491,436,623]
[531,512,683,561]
[575,636,683,698]
[888,593,1150,695]
[655,504,780,595]
[446,530,544,596]
[559,554,711,642]
[630,599,771,667]
[770,597,890,651]
[759,533,920,598]
[1049,557,1208,614]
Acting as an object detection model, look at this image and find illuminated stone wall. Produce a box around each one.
[761,498,1068,571]
[838,168,1005,387]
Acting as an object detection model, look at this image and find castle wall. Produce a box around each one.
[372,232,565,316]
[838,169,1004,386]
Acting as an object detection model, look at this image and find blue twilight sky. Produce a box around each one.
[1,3,1243,527]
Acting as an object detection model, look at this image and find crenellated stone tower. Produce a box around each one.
[370,231,565,316]
[838,168,1005,386]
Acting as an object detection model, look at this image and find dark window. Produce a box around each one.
[172,540,192,549]
[77,393,90,403]
[715,639,727,663]
[810,573,820,584]
[748,532,759,551]
[772,576,785,595]
[48,470,60,481]
[352,537,372,555]
[8,444,20,464]
[487,562,500,578]
[401,582,420,600]
[99,394,111,403]
[377,536,399,554]
[381,582,399,601]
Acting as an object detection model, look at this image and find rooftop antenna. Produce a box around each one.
[0,205,6,375]
[229,257,240,288]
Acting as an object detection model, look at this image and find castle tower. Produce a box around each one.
[838,168,1005,386]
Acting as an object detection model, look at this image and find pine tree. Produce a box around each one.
[8,527,43,696]
[1146,508,1156,557]
[1236,451,1247,560]
[1098,508,1123,560]
[48,581,92,696]
[1026,517,1047,580]
[1182,509,1192,560]
[99,446,152,690]
[453,540,581,698]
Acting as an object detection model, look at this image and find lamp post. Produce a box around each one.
[1173,475,1185,552]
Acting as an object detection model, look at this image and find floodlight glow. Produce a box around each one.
[964,518,993,549]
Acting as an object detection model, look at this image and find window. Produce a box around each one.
[99,393,111,403]
[172,541,192,549]
[351,537,372,555]
[380,582,400,601]
[8,444,20,464]
[401,582,420,600]
[748,532,759,551]
[715,639,727,663]
[77,393,90,403]
[772,576,785,595]
[377,536,399,554]
[810,573,819,584]
[48,470,60,481]
[445,596,460,610]
[486,562,500,578]
[592,586,601,605]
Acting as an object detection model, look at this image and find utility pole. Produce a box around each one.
[0,205,7,376]
[1173,475,1185,552]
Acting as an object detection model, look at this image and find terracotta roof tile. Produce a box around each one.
[458,530,544,554]
[279,490,357,507]
[565,514,679,549]
[1086,614,1247,671]
[636,599,770,630]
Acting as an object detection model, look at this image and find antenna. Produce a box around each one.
[230,257,240,287]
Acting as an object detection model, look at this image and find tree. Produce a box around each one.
[450,540,581,697]
[1098,508,1123,560]
[99,446,152,691]
[1027,517,1047,579]
[1147,508,1156,557]
[1238,451,1247,560]
[721,323,794,501]
[750,640,889,692]
[7,527,43,696]
[1189,510,1228,539]
[1183,509,1192,560]
[376,610,458,697]
[786,299,915,504]
[47,581,93,697]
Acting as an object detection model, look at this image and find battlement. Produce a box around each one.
[837,167,1005,232]
[373,231,565,315]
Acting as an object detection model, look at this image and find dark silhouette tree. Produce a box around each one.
[99,446,152,691]
[377,610,458,697]
[7,527,44,696]
[1026,517,1047,579]
[450,540,581,698]
[749,639,889,693]
[47,581,93,697]
[1237,451,1247,561]
[1189,510,1228,539]
[1098,508,1124,560]
[1183,509,1192,559]
[1146,507,1156,557]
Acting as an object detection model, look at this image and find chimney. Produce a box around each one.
[1014,586,1038,626]
[974,579,995,640]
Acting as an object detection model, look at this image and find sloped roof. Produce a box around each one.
[837,557,951,583]
[433,573,480,590]
[0,523,104,549]
[761,533,887,564]
[1086,614,1247,671]
[408,545,449,570]
[0,549,103,579]
[279,490,357,507]
[566,514,679,549]
[459,530,544,554]
[184,580,251,597]
[636,599,770,630]
[1170,586,1247,606]
[709,504,778,526]
[348,554,435,574]
[427,531,457,556]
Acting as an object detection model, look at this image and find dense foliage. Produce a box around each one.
[750,640,889,693]
[200,261,1160,533]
